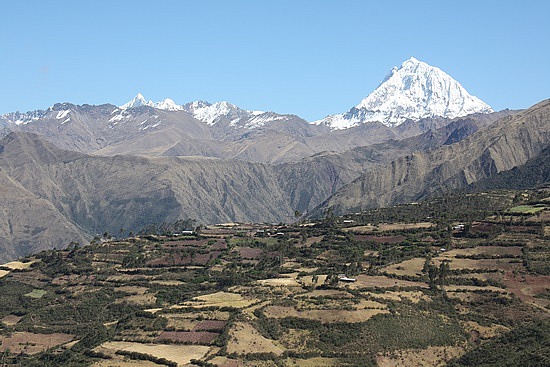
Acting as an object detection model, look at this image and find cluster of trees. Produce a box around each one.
[422,257,451,289]
[115,350,177,367]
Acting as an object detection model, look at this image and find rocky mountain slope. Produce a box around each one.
[0,107,512,262]
[312,100,550,216]
[0,100,504,164]
[469,145,550,191]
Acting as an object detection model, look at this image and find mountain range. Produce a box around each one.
[0,57,547,262]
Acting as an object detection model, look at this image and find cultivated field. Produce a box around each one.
[97,341,212,366]
[1,188,547,366]
[180,291,258,309]
[263,305,389,323]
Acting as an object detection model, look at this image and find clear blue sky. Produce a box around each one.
[1,0,548,120]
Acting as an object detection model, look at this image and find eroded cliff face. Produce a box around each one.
[315,100,550,215]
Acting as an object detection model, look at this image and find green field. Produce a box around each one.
[508,205,545,214]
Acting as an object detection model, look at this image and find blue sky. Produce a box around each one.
[1,0,548,120]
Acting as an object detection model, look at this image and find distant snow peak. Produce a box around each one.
[187,101,249,126]
[119,93,183,111]
[120,93,151,109]
[1,110,48,125]
[182,100,292,129]
[314,57,493,130]
[117,94,285,129]
[153,98,183,111]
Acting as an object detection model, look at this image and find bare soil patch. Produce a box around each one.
[1,314,22,326]
[383,257,425,277]
[439,246,523,258]
[263,305,388,323]
[470,222,499,234]
[502,272,550,309]
[343,225,376,233]
[116,285,148,294]
[209,356,241,367]
[147,251,221,267]
[297,274,328,287]
[115,293,157,306]
[238,247,264,259]
[163,313,229,331]
[194,320,227,331]
[300,236,324,247]
[180,292,257,309]
[209,240,228,250]
[346,222,434,233]
[348,275,427,289]
[0,332,73,355]
[363,290,430,303]
[164,315,199,330]
[226,322,284,356]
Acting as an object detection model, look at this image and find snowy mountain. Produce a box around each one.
[314,57,493,129]
[117,94,290,129]
[0,103,76,126]
[119,93,183,111]
[182,100,257,126]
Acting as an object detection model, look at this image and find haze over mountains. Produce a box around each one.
[0,58,547,261]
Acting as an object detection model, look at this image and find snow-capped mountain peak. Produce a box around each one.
[314,57,493,129]
[153,98,183,111]
[119,93,153,109]
[181,100,293,128]
[119,94,184,111]
[184,100,251,126]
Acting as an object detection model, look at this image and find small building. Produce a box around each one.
[338,274,357,282]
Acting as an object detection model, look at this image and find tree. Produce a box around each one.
[300,229,308,244]
[428,265,439,289]
[438,260,450,286]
